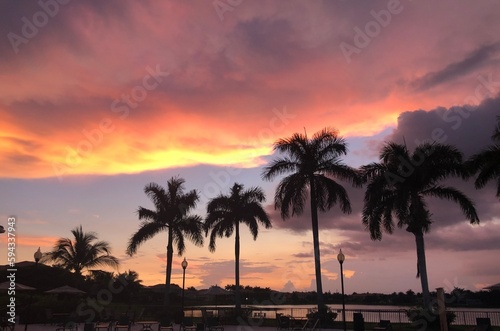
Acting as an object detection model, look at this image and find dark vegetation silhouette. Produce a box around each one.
[361,142,479,308]
[204,182,271,313]
[262,127,361,313]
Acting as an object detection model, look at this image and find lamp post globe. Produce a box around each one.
[337,249,346,331]
[34,247,42,264]
[337,249,345,264]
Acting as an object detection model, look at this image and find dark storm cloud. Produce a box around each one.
[411,42,500,91]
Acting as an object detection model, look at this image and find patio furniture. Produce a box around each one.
[475,318,492,331]
[205,316,223,331]
[292,318,312,331]
[113,314,132,331]
[181,317,197,331]
[276,314,291,330]
[136,321,158,331]
[94,321,112,331]
[158,317,174,331]
[55,321,79,331]
[373,320,392,331]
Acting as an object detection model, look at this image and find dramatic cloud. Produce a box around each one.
[411,42,500,91]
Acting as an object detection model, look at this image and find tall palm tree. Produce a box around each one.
[204,183,271,311]
[41,225,119,277]
[361,142,479,308]
[126,177,204,308]
[262,127,361,312]
[467,116,500,197]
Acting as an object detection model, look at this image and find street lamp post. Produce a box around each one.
[181,258,188,317]
[337,249,346,331]
[26,248,43,331]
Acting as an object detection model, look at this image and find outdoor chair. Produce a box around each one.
[158,316,174,331]
[475,318,492,331]
[276,314,291,330]
[55,321,79,331]
[114,314,132,331]
[205,316,224,331]
[95,321,113,331]
[181,317,197,331]
[373,320,392,331]
[292,318,312,331]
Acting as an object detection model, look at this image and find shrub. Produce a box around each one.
[406,307,456,331]
[306,307,338,328]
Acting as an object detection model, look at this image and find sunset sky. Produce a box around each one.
[1,1,500,296]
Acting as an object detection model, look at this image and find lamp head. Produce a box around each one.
[337,249,345,264]
[182,257,188,270]
[34,247,42,263]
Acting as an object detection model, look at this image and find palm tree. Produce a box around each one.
[262,127,361,312]
[204,183,271,311]
[361,142,479,308]
[115,270,143,306]
[467,116,500,197]
[126,177,204,308]
[41,225,119,277]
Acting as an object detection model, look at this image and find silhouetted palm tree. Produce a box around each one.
[116,270,143,305]
[467,116,500,197]
[126,177,204,308]
[204,183,271,311]
[42,225,119,277]
[361,142,479,308]
[262,127,360,312]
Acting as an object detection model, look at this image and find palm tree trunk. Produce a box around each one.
[164,228,174,309]
[414,231,431,308]
[309,179,324,312]
[235,221,241,311]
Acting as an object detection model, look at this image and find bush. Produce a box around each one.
[306,307,338,328]
[406,307,456,331]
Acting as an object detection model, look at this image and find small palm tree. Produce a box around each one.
[127,177,204,308]
[262,127,361,312]
[42,225,119,277]
[362,142,479,308]
[204,183,271,311]
[467,116,500,197]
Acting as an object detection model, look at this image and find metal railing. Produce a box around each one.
[244,307,500,326]
[184,306,500,327]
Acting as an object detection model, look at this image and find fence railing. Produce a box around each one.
[243,307,500,326]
